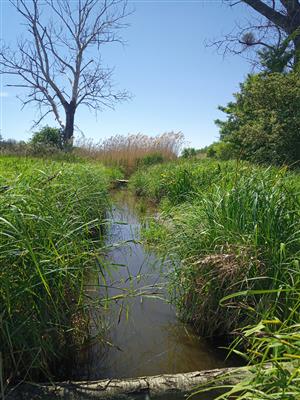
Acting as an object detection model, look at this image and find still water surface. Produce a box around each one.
[79,190,235,381]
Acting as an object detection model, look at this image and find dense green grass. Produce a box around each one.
[130,158,228,203]
[132,160,300,334]
[131,159,300,398]
[0,156,120,389]
[131,158,300,204]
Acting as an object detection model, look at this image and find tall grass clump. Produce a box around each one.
[131,158,248,204]
[135,159,300,396]
[169,168,299,336]
[0,157,120,389]
[191,284,300,399]
[75,132,184,174]
[132,160,300,337]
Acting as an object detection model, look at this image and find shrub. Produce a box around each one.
[30,126,64,150]
[216,72,300,166]
[181,147,197,158]
[136,152,165,167]
[206,141,236,160]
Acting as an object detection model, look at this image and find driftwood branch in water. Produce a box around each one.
[7,367,251,399]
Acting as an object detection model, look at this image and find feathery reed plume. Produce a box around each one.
[75,132,184,174]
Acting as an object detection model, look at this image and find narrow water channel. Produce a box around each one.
[81,190,235,381]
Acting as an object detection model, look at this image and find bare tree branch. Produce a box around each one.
[242,0,288,29]
[209,0,300,70]
[0,0,130,144]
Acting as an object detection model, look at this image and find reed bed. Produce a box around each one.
[0,156,120,390]
[131,160,300,333]
[75,132,184,174]
[130,158,241,203]
[131,160,300,397]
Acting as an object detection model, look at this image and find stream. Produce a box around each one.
[78,190,237,383]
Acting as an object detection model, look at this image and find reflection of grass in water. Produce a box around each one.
[111,188,158,219]
[105,195,167,293]
[90,188,201,379]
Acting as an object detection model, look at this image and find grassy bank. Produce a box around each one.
[130,159,300,397]
[0,156,120,389]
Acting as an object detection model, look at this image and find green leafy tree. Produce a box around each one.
[258,29,300,73]
[182,148,197,158]
[206,142,236,161]
[30,126,63,150]
[216,72,300,166]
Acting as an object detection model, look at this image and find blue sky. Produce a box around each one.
[0,0,256,148]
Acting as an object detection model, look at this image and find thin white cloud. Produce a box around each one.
[0,91,9,98]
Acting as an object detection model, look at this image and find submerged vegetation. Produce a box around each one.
[131,158,300,398]
[0,156,120,389]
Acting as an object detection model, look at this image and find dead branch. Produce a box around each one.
[0,0,131,142]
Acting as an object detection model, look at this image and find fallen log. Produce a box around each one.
[6,366,251,400]
[114,179,129,188]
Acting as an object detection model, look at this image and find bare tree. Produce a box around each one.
[0,0,130,145]
[210,0,300,69]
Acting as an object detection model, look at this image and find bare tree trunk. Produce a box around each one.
[63,103,76,147]
[293,35,300,65]
[291,11,300,66]
[242,0,288,30]
[240,0,300,67]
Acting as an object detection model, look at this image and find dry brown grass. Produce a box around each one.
[75,132,184,174]
[181,246,262,337]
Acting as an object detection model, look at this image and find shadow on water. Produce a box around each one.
[77,190,239,382]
